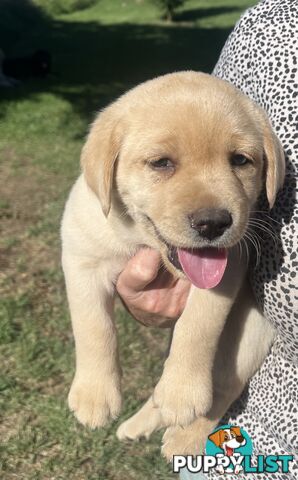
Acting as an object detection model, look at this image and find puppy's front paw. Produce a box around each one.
[117,396,164,441]
[162,424,206,461]
[68,375,122,428]
[153,367,212,427]
[117,413,157,441]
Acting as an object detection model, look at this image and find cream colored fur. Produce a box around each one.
[61,72,284,458]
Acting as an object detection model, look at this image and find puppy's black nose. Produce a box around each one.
[189,208,232,240]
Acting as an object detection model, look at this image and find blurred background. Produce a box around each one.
[0,1,256,478]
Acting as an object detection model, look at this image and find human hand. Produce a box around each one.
[116,248,190,328]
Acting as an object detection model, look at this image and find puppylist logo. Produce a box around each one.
[173,424,294,475]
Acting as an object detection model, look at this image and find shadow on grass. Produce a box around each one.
[0,0,233,121]
[173,5,241,22]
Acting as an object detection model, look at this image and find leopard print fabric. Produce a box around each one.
[206,1,298,478]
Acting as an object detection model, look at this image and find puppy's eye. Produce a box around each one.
[230,153,251,167]
[150,158,174,170]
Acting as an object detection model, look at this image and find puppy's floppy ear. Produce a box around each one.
[231,426,241,437]
[258,110,285,209]
[81,106,123,216]
[208,429,224,448]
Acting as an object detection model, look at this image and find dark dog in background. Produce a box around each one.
[0,49,51,87]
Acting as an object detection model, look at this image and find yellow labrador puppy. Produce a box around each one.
[61,72,284,458]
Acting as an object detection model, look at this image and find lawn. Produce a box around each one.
[0,1,256,478]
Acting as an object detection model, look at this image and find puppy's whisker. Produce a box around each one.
[249,221,276,236]
[251,210,283,227]
[240,237,250,267]
[249,217,278,234]
[243,231,261,266]
[237,241,243,261]
[249,217,280,233]
[248,220,280,247]
[244,230,257,255]
[248,235,262,264]
[247,224,263,243]
[250,227,279,247]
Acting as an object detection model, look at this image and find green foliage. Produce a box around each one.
[34,0,98,15]
[152,0,186,21]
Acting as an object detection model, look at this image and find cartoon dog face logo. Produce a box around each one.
[208,426,246,456]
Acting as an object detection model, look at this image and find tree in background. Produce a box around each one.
[152,0,186,21]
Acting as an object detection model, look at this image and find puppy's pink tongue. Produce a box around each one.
[177,248,227,289]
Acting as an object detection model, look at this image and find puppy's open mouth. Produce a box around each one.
[167,246,182,271]
[145,215,228,289]
[168,245,227,289]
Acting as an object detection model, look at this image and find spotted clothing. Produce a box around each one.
[204,1,298,478]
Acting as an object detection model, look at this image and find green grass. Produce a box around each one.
[0,0,256,478]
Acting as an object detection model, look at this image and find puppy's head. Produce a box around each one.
[81,72,284,286]
[208,426,246,450]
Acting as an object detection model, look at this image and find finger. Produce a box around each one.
[144,267,176,291]
[117,248,162,294]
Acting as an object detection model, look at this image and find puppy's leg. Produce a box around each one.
[153,249,246,427]
[116,396,165,440]
[116,330,173,441]
[63,253,122,428]
[162,283,275,460]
